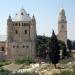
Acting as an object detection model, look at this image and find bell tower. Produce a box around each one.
[58,8,67,45]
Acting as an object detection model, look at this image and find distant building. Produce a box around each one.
[57,8,67,46]
[0,8,36,61]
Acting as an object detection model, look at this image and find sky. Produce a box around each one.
[0,0,75,40]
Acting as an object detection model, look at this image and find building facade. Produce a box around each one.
[0,8,67,60]
[5,9,36,60]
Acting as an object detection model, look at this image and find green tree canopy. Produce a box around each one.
[36,35,50,59]
[67,39,72,56]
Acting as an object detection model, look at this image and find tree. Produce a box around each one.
[62,44,67,59]
[49,30,60,68]
[36,35,50,59]
[72,41,75,50]
[67,39,72,56]
[59,40,67,59]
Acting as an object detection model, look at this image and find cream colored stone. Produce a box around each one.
[6,9,36,61]
[57,8,67,46]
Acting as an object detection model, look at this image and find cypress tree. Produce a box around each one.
[49,30,60,68]
[67,39,72,57]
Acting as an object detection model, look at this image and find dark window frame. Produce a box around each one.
[23,45,25,48]
[25,30,27,34]
[21,12,24,15]
[62,24,64,28]
[15,30,18,34]
[26,45,29,48]
[2,47,4,51]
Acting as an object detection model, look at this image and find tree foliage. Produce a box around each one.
[59,40,67,58]
[36,35,50,59]
[59,40,66,49]
[72,41,75,50]
[49,30,60,65]
[67,39,72,56]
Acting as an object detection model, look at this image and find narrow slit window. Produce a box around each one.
[26,45,29,48]
[17,45,19,48]
[2,47,4,51]
[23,45,25,48]
[15,23,18,26]
[15,30,18,34]
[25,30,27,34]
[13,46,15,48]
[62,25,64,28]
[21,12,23,15]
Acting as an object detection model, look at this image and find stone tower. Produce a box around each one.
[58,8,67,45]
[7,9,36,60]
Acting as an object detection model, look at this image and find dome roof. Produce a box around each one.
[14,9,31,21]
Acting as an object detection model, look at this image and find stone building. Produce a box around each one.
[0,8,36,61]
[6,9,36,60]
[57,8,67,46]
[0,41,6,60]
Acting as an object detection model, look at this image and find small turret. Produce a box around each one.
[7,15,12,22]
[32,15,36,23]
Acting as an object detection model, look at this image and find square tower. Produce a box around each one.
[58,8,67,46]
[7,9,36,61]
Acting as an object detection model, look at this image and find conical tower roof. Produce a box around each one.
[58,8,67,23]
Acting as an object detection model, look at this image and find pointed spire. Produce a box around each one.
[59,8,65,16]
[32,14,35,20]
[52,30,55,36]
[51,30,56,40]
[32,14,36,23]
[58,8,67,23]
[7,15,12,22]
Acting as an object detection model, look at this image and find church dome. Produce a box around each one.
[14,9,31,21]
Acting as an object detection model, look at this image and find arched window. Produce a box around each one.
[13,46,15,48]
[15,23,18,26]
[23,45,25,48]
[15,30,18,34]
[22,23,24,26]
[62,25,64,28]
[2,47,4,51]
[21,12,24,15]
[24,23,26,26]
[19,23,20,26]
[25,30,27,34]
[17,45,19,48]
[26,45,29,48]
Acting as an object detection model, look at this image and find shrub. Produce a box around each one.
[15,57,36,64]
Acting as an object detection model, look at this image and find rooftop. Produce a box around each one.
[13,9,31,22]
